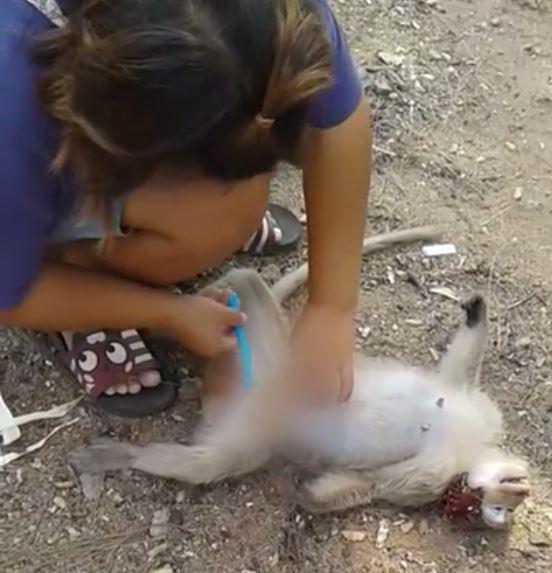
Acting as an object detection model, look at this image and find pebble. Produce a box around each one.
[65,526,80,539]
[150,508,171,538]
[53,496,67,510]
[377,51,405,67]
[79,472,104,501]
[418,519,431,535]
[505,141,517,151]
[513,187,524,201]
[376,519,390,549]
[357,325,371,339]
[516,336,531,349]
[342,530,367,542]
[148,543,169,560]
[400,521,415,534]
[151,567,173,573]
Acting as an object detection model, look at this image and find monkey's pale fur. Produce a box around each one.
[70,229,530,529]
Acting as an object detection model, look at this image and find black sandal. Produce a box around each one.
[241,203,301,255]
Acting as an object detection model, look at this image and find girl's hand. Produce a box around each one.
[289,303,354,406]
[166,291,244,357]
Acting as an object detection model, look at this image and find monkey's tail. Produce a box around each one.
[271,226,442,303]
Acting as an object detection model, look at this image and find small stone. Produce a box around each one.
[418,519,431,535]
[245,501,254,508]
[505,141,517,151]
[342,530,367,542]
[79,472,104,501]
[376,519,390,549]
[171,414,185,423]
[529,527,551,547]
[263,264,281,283]
[151,566,173,573]
[150,508,171,538]
[436,398,445,408]
[513,187,523,201]
[148,544,169,560]
[421,423,431,432]
[490,17,501,27]
[175,490,186,503]
[53,496,67,510]
[65,526,80,539]
[429,49,442,61]
[357,325,371,339]
[400,521,415,534]
[516,336,531,349]
[374,75,393,95]
[377,51,405,67]
[110,491,124,506]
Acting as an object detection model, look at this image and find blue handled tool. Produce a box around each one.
[227,291,253,390]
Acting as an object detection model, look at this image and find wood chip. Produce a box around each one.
[429,286,459,301]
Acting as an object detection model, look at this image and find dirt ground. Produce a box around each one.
[1,0,551,571]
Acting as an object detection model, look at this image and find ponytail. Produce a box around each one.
[260,0,331,121]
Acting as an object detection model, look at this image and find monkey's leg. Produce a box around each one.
[439,295,488,387]
[69,438,270,485]
[287,471,375,514]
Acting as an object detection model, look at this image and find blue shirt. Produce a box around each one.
[0,0,362,309]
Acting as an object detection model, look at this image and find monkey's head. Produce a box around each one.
[467,457,531,529]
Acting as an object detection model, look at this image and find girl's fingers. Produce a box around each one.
[221,307,246,327]
[338,361,354,403]
[219,333,238,352]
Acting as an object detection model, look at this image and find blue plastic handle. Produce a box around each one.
[227,291,253,390]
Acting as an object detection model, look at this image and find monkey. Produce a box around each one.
[68,226,531,530]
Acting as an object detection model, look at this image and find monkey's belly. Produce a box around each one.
[289,364,448,468]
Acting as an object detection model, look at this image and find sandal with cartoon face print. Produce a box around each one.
[46,329,177,418]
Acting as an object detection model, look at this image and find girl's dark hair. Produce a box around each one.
[37,0,331,221]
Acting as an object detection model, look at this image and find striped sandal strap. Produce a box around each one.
[242,211,283,255]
